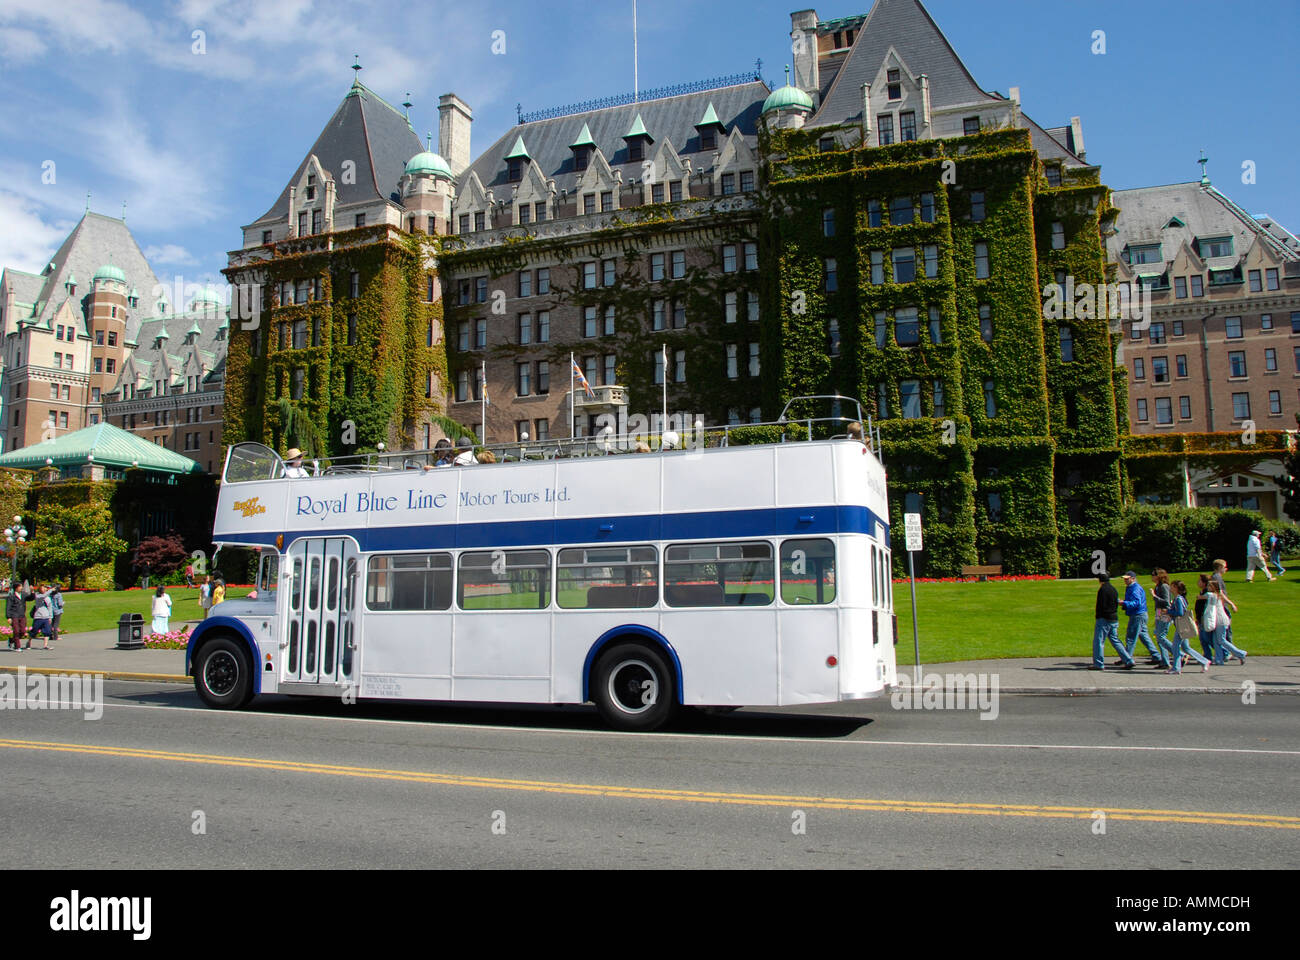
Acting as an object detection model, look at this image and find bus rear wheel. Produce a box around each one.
[194,636,253,709]
[592,642,676,731]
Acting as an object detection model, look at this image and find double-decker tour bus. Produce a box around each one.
[189,399,896,730]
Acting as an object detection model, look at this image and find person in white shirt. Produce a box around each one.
[453,438,478,466]
[1245,529,1274,582]
[284,447,310,479]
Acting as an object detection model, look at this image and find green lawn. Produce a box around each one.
[51,587,253,635]
[892,572,1299,662]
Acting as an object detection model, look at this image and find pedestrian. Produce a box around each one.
[1245,530,1274,582]
[1150,569,1176,665]
[1120,570,1168,668]
[1204,580,1247,665]
[211,577,226,607]
[1091,572,1131,669]
[199,574,212,619]
[151,585,172,635]
[1266,530,1285,577]
[30,585,53,650]
[1195,574,1217,663]
[1166,580,1209,674]
[5,582,27,651]
[49,580,63,640]
[184,562,194,587]
[1211,559,1241,661]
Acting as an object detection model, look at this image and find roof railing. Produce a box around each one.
[517,69,765,124]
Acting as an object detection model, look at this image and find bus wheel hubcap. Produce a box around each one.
[205,651,238,696]
[608,659,656,714]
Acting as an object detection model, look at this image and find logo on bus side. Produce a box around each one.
[233,497,267,518]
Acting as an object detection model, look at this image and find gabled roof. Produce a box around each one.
[0,268,46,314]
[250,80,424,225]
[459,81,769,198]
[0,422,200,474]
[1,213,160,343]
[812,0,993,126]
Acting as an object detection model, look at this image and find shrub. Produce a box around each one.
[1113,505,1300,572]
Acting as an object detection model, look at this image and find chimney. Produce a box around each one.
[1007,86,1021,128]
[861,83,872,143]
[919,74,931,133]
[791,9,820,103]
[438,93,473,178]
[1069,116,1086,161]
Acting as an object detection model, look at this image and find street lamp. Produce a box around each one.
[4,515,28,585]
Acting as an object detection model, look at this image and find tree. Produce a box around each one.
[132,533,188,578]
[277,398,327,459]
[28,502,128,589]
[1277,412,1300,522]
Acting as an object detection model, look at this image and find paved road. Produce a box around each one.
[2,682,1296,869]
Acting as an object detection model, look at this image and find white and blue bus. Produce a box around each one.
[190,402,897,730]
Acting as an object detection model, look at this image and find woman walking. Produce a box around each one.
[30,585,53,650]
[49,584,63,642]
[151,585,173,635]
[1266,530,1285,577]
[1204,580,1247,664]
[1167,580,1209,674]
[5,582,26,651]
[211,578,226,608]
[1150,569,1176,666]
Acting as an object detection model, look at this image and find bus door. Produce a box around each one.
[283,537,359,686]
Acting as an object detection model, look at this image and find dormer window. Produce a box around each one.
[1199,236,1233,258]
[621,114,654,167]
[701,130,716,151]
[887,69,902,100]
[508,159,523,182]
[575,149,589,171]
[629,139,644,162]
[306,174,316,201]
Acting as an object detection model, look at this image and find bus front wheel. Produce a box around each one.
[194,636,254,709]
[592,642,676,731]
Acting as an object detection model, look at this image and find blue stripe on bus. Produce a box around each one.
[223,504,890,551]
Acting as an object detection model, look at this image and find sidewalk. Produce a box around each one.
[1,629,1297,694]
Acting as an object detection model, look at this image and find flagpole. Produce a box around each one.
[661,342,668,440]
[570,351,576,438]
[479,359,487,445]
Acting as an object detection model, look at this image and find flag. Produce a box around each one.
[572,357,595,398]
[478,362,489,405]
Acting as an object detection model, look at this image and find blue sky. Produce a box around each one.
[1,0,1296,291]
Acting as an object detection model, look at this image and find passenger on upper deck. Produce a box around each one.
[453,438,477,466]
[283,448,309,478]
[432,438,454,467]
[846,422,864,441]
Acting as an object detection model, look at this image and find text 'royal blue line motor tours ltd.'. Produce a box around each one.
[189,404,898,730]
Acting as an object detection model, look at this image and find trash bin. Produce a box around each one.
[116,612,145,650]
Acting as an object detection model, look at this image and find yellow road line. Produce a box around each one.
[2,737,1296,829]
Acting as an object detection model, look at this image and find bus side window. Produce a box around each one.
[557,546,658,609]
[780,539,835,604]
[458,550,552,610]
[871,546,878,608]
[664,541,773,607]
[366,553,453,611]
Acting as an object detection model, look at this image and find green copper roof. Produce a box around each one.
[762,84,814,115]
[569,123,597,149]
[190,287,222,309]
[187,320,203,337]
[0,422,201,475]
[156,326,169,340]
[92,263,127,284]
[623,113,653,142]
[504,135,531,161]
[404,150,453,179]
[696,102,724,128]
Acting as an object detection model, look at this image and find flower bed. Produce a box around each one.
[143,628,192,650]
[892,574,1058,584]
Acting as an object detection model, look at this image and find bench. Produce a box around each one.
[961,564,1003,581]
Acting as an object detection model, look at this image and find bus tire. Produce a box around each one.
[592,642,677,731]
[194,636,253,709]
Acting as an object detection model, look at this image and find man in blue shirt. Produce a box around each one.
[1119,570,1168,667]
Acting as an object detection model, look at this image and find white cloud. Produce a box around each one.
[0,26,47,62]
[0,191,75,275]
[142,244,197,265]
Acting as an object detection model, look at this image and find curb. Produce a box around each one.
[0,666,189,684]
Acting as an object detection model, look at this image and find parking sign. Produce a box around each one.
[904,513,922,552]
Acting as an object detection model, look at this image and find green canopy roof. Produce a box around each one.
[92,263,127,284]
[696,102,724,128]
[569,122,597,150]
[404,150,453,179]
[504,135,531,161]
[622,113,653,142]
[762,84,814,115]
[0,423,201,475]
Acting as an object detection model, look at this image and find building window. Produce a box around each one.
[974,243,989,279]
[669,181,683,202]
[870,251,884,285]
[874,312,887,349]
[653,350,664,385]
[602,259,616,287]
[726,344,738,379]
[1150,322,1166,345]
[1152,355,1169,382]
[894,307,920,346]
[292,368,305,401]
[920,193,935,223]
[1179,396,1191,419]
[1262,313,1274,331]
[534,202,547,223]
[518,271,532,298]
[518,205,530,225]
[91,387,100,403]
[1225,316,1243,339]
[822,208,835,237]
[877,114,894,145]
[1174,276,1187,299]
[1176,354,1188,377]
[653,300,666,331]
[1045,166,1062,187]
[651,183,664,203]
[876,383,888,419]
[1229,351,1247,377]
[1230,393,1251,420]
[517,362,531,397]
[1265,347,1278,372]
[292,319,307,349]
[474,212,485,232]
[828,318,840,356]
[1200,236,1233,258]
[722,245,737,273]
[456,371,469,402]
[818,136,835,153]
[744,242,757,270]
[720,172,736,195]
[1269,390,1282,415]
[900,380,921,419]
[1263,268,1279,290]
[724,291,738,324]
[1249,270,1262,292]
[1133,357,1145,379]
[825,258,838,292]
[979,304,993,343]
[1190,275,1204,297]
[671,250,686,279]
[599,191,613,212]
[458,214,470,234]
[1172,320,1184,337]
[537,361,549,394]
[106,358,115,374]
[1136,398,1148,422]
[518,314,532,345]
[583,306,597,338]
[868,200,883,228]
[672,300,686,329]
[892,248,915,283]
[890,196,913,226]
[1051,222,1066,250]
[923,244,939,279]
[456,321,469,352]
[928,307,941,344]
[1155,398,1175,425]
[970,191,985,222]
[583,262,597,289]
[651,254,665,282]
[886,69,901,100]
[475,318,487,349]
[475,277,487,303]
[674,349,686,383]
[603,305,615,336]
[932,379,946,418]
[534,268,549,295]
[963,116,980,136]
[740,170,754,192]
[899,111,916,142]
[1060,327,1075,362]
[748,342,759,377]
[983,380,996,418]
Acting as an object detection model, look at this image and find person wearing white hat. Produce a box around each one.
[1245,529,1274,582]
[283,448,309,479]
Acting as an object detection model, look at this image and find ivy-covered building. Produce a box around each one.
[762,0,1124,576]
[222,77,464,455]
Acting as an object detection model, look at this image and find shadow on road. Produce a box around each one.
[112,685,873,739]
